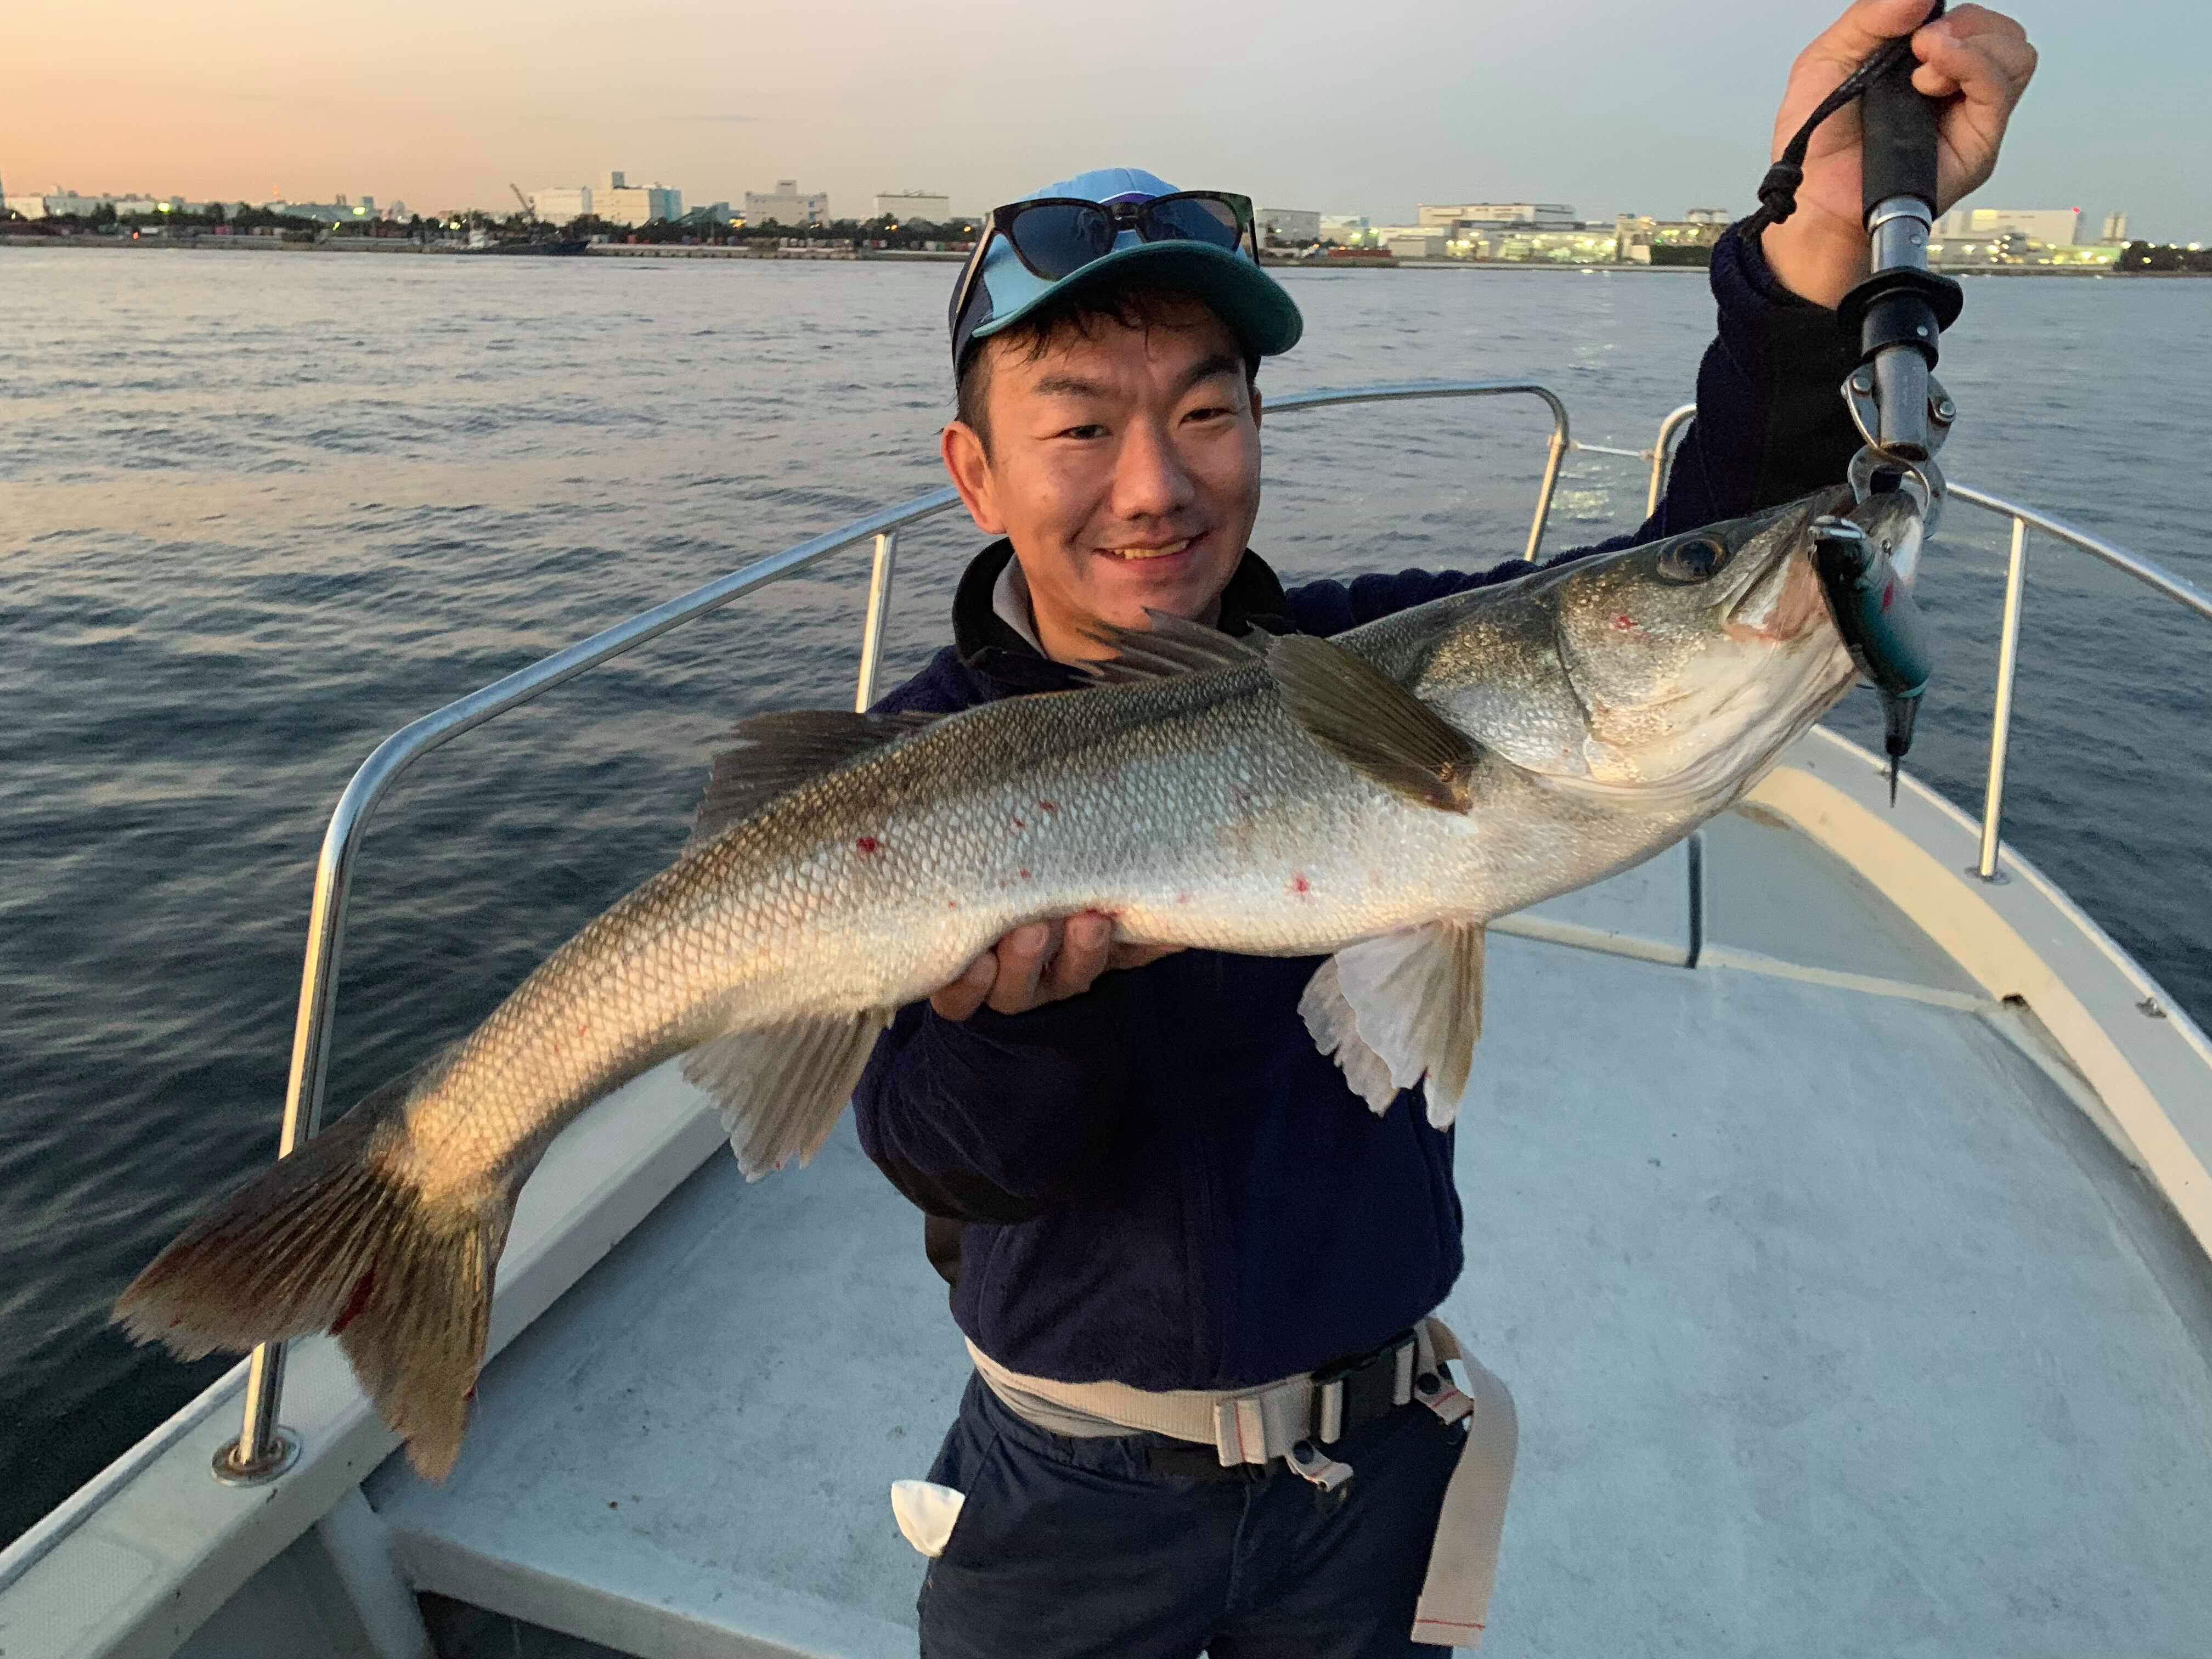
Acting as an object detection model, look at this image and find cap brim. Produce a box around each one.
[969,239,1302,361]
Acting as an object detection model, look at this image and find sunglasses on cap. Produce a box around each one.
[948,190,1260,351]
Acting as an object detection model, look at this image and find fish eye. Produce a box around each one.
[1656,534,1729,585]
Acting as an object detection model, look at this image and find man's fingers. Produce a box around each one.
[930,951,998,1022]
[1043,913,1113,1001]
[935,915,1175,1020]
[985,921,1058,1015]
[1795,0,1944,78]
[1915,10,2036,111]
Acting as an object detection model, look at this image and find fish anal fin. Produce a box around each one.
[1297,956,1402,1116]
[691,710,936,849]
[682,1009,894,1178]
[1264,633,1481,812]
[1077,610,1266,686]
[1301,923,1486,1127]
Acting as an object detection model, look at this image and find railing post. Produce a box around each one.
[854,531,900,713]
[1975,515,2029,881]
[1522,400,1575,566]
[1646,404,1697,519]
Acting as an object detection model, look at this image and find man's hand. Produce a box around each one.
[929,913,1183,1021]
[1762,0,2038,309]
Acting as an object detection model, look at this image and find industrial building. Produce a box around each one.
[873,191,951,224]
[1933,206,2080,246]
[532,187,591,223]
[1257,207,1322,244]
[595,172,681,226]
[1419,202,1578,230]
[744,179,830,227]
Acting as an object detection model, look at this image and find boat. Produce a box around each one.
[3,382,2209,1658]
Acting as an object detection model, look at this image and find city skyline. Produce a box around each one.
[4,0,2207,243]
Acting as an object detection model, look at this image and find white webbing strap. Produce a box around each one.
[966,1319,1516,1649]
[1408,1318,1518,1649]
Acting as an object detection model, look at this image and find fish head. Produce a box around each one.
[1536,488,1864,798]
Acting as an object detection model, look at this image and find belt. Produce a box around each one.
[959,1317,1517,1649]
[1139,1327,1425,1482]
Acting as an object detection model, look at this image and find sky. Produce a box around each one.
[4,0,2206,242]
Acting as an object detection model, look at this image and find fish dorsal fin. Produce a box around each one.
[691,709,936,848]
[682,1008,895,1178]
[1299,922,1486,1127]
[1264,633,1481,812]
[1077,610,1266,686]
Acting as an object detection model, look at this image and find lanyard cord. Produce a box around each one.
[1745,0,1946,236]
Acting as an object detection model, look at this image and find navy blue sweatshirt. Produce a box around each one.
[853,227,1860,1390]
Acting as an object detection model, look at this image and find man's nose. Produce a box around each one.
[1109,415,1197,522]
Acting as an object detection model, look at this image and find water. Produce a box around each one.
[2,247,2205,1548]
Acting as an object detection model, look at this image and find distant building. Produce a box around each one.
[595,172,681,225]
[1684,207,1730,225]
[1319,214,1370,245]
[2101,210,2129,244]
[1257,207,1321,245]
[534,186,592,223]
[744,178,829,228]
[263,196,385,226]
[1419,202,1578,230]
[1477,226,1624,264]
[4,194,48,218]
[874,190,950,224]
[1383,230,1449,259]
[1934,206,2079,246]
[681,201,738,227]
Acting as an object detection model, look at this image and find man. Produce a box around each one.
[855,4,2035,1653]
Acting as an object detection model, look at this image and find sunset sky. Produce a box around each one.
[5,0,2205,240]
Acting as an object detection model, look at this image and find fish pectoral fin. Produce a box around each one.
[682,1008,894,1178]
[1077,610,1267,686]
[690,710,938,850]
[1263,634,1481,812]
[1301,923,1486,1128]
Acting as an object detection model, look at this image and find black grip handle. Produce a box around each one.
[1860,49,1943,218]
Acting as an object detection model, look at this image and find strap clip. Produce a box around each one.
[1414,1365,1473,1426]
[1286,1437,1356,1492]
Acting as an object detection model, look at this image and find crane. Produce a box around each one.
[509,183,536,223]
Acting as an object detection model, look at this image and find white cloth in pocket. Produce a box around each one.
[890,1478,968,1558]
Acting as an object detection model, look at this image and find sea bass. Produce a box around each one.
[116,485,1921,1477]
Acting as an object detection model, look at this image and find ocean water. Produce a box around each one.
[2,246,2206,1547]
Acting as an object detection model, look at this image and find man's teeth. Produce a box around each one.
[1105,537,1194,561]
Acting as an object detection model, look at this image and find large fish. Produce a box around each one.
[116,485,1921,1477]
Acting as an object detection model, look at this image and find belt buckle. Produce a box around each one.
[1312,1330,1419,1445]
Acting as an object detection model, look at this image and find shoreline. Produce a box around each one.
[4,233,2204,279]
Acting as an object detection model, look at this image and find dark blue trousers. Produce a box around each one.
[917,1373,1466,1658]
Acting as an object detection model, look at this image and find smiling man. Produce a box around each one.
[854,7,2035,1654]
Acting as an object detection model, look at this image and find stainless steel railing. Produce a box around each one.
[1944,485,2212,881]
[215,378,1577,1481]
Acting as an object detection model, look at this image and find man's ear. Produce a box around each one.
[1250,382,1263,430]
[941,421,1005,534]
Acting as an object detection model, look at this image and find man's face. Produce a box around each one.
[940,296,1263,662]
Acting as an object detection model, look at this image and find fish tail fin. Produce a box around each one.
[113,1075,512,1481]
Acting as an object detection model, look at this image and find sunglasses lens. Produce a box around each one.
[1005,204,1115,278]
[1145,196,1244,250]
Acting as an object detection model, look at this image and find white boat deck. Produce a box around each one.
[359,795,2212,1658]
